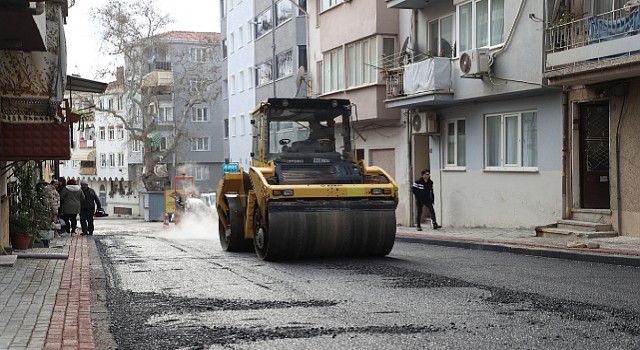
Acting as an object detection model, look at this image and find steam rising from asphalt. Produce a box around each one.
[167,211,218,240]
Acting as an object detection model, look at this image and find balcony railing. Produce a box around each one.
[79,139,96,149]
[546,7,640,69]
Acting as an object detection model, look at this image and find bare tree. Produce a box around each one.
[91,0,222,191]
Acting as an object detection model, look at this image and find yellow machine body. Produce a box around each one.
[216,98,398,260]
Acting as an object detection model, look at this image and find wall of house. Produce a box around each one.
[432,92,564,228]
[614,79,640,236]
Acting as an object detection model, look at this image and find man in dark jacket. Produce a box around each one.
[60,178,84,234]
[79,179,102,235]
[411,169,441,231]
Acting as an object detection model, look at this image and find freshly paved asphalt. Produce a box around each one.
[1,220,640,349]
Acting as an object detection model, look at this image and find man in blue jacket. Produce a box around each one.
[411,169,441,231]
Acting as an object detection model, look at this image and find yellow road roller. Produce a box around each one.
[216,98,398,260]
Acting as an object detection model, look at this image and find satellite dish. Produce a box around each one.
[459,52,472,74]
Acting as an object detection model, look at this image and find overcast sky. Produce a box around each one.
[65,0,220,81]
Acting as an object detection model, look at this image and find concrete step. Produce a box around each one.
[557,219,613,232]
[536,226,617,241]
[571,208,612,224]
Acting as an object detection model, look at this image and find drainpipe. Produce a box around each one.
[614,85,627,236]
[562,89,570,220]
[407,109,414,228]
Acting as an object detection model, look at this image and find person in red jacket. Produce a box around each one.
[411,169,441,231]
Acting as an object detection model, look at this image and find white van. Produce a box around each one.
[199,192,217,217]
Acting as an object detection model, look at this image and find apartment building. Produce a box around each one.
[306,1,411,224]
[543,0,640,236]
[385,0,565,229]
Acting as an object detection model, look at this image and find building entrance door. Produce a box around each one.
[579,103,610,209]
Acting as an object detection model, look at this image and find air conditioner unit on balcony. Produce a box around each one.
[411,111,438,135]
[459,48,490,75]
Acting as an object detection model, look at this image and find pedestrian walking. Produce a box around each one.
[411,169,441,231]
[79,179,102,235]
[59,178,84,234]
[44,180,61,237]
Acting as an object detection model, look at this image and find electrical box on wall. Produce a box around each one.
[411,111,438,135]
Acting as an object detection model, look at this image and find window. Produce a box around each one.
[109,153,115,167]
[158,106,174,123]
[429,14,455,58]
[191,107,209,122]
[238,71,245,91]
[255,8,273,38]
[224,119,229,139]
[320,0,341,12]
[189,79,206,92]
[192,137,210,151]
[276,0,293,25]
[322,46,344,94]
[231,116,237,136]
[229,32,235,53]
[276,50,293,79]
[159,136,168,151]
[238,26,244,48]
[230,74,236,95]
[191,47,207,62]
[446,120,466,167]
[457,0,504,53]
[100,153,106,167]
[256,59,273,86]
[117,153,125,167]
[73,160,79,168]
[485,111,537,169]
[240,114,246,135]
[108,126,115,140]
[131,140,141,152]
[190,166,210,181]
[347,37,377,88]
[99,127,106,140]
[222,38,228,59]
[117,125,124,140]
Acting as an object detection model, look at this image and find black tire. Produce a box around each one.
[218,197,247,252]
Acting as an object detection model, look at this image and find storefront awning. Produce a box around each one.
[70,149,96,161]
[66,75,108,93]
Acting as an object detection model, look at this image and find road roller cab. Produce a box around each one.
[216,98,398,260]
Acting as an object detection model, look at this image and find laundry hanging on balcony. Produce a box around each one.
[588,8,640,44]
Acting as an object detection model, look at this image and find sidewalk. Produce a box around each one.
[396,225,640,267]
[1,222,640,350]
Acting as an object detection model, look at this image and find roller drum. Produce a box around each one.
[261,200,396,260]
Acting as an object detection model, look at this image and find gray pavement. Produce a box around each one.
[1,219,640,349]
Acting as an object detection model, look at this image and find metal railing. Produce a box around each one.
[546,7,640,54]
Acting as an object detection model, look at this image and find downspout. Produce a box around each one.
[407,109,414,227]
[562,89,570,219]
[614,86,627,236]
[489,0,526,65]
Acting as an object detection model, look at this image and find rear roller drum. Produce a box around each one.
[219,197,252,252]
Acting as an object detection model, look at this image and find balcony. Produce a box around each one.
[545,6,640,85]
[383,56,453,109]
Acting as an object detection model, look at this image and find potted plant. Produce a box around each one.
[8,161,51,250]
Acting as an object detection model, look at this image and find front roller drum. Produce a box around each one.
[219,196,252,252]
[254,200,396,260]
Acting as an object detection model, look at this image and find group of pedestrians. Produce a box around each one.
[51,177,102,236]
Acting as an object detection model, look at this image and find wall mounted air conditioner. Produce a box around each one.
[459,48,490,75]
[411,111,438,135]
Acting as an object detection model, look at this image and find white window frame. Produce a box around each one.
[276,49,293,79]
[322,46,344,94]
[456,0,504,54]
[158,106,174,123]
[347,36,377,88]
[100,153,107,167]
[117,125,124,140]
[190,166,210,181]
[484,110,537,171]
[276,0,293,26]
[131,140,141,152]
[429,14,455,58]
[99,127,106,140]
[108,126,115,140]
[445,119,466,169]
[320,0,341,12]
[191,107,209,122]
[109,153,116,168]
[117,153,125,167]
[191,47,206,62]
[191,137,210,151]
